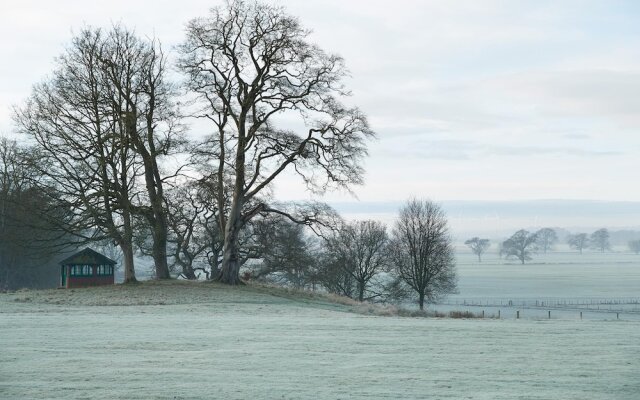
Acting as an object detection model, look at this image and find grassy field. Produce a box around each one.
[1,281,639,399]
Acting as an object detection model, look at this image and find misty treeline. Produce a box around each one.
[465,227,639,265]
[0,139,73,289]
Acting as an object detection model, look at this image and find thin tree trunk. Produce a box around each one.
[120,175,137,283]
[419,292,425,311]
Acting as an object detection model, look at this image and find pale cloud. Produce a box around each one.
[1,0,640,209]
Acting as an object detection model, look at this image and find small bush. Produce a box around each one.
[449,310,476,318]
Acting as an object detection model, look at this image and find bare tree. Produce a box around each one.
[15,28,139,282]
[389,199,457,310]
[97,26,183,279]
[502,230,538,264]
[464,237,490,262]
[315,250,357,298]
[590,228,610,253]
[567,233,589,254]
[324,220,389,301]
[535,228,558,253]
[15,26,182,281]
[178,1,373,284]
[251,216,315,288]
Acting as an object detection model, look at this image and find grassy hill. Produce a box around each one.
[5,280,362,310]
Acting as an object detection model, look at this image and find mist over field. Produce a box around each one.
[331,199,640,240]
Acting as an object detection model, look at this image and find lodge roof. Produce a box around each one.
[59,248,117,266]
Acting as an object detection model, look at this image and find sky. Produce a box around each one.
[1,0,640,234]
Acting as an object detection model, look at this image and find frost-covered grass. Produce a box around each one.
[1,281,639,399]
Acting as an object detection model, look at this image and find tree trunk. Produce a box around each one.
[478,254,482,262]
[121,241,137,284]
[218,115,246,285]
[218,199,244,285]
[181,262,197,280]
[219,235,242,285]
[358,282,365,302]
[419,292,425,311]
[151,221,171,279]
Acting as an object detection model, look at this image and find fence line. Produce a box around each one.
[437,297,640,313]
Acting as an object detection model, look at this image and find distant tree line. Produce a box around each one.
[463,226,639,265]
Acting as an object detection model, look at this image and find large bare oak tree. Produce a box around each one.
[178,1,373,284]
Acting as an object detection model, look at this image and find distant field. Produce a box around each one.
[1,282,639,400]
[452,249,640,298]
[437,249,640,320]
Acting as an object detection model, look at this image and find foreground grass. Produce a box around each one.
[1,281,639,399]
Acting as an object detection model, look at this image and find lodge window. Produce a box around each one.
[95,265,113,276]
[69,265,94,276]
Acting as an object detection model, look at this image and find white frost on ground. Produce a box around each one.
[1,283,639,399]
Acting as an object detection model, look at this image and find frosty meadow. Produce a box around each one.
[1,280,639,400]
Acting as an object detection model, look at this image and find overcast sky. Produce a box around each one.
[1,1,639,232]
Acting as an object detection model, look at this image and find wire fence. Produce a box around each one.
[437,297,640,314]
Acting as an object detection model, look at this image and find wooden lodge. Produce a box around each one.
[59,248,116,288]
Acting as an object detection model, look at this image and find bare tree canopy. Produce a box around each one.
[590,228,610,253]
[178,0,373,284]
[535,228,558,253]
[389,199,457,310]
[567,233,589,254]
[464,237,490,262]
[502,230,538,264]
